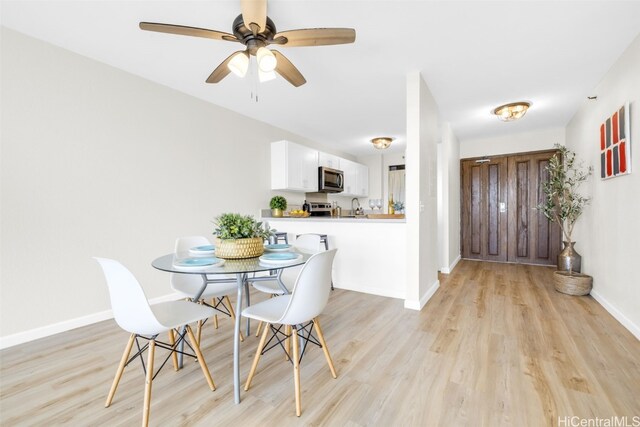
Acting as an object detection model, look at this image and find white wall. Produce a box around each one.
[405,72,440,310]
[0,29,321,344]
[460,127,565,159]
[437,123,461,273]
[565,33,640,339]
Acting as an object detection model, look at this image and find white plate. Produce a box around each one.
[258,253,302,266]
[264,244,292,252]
[189,245,215,256]
[172,257,225,271]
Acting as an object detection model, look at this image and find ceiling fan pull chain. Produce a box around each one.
[249,56,259,102]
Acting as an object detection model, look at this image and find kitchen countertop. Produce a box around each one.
[263,216,406,224]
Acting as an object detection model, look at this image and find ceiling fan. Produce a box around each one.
[139,0,356,87]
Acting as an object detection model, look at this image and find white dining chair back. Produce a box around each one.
[292,234,322,254]
[174,235,210,253]
[94,257,163,336]
[171,236,211,291]
[280,249,337,325]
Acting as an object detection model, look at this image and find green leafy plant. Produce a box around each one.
[393,201,405,212]
[269,196,287,210]
[213,213,273,240]
[538,144,593,244]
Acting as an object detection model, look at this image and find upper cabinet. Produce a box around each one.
[342,159,369,197]
[271,141,318,192]
[271,141,368,196]
[356,163,369,197]
[318,152,341,170]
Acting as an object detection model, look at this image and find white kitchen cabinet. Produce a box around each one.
[318,152,341,170]
[342,159,369,197]
[271,141,319,192]
[356,163,369,197]
[341,159,357,196]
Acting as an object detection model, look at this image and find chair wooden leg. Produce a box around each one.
[168,330,179,371]
[196,319,203,345]
[291,326,302,417]
[224,295,244,342]
[245,322,270,391]
[313,317,337,379]
[142,339,155,427]
[105,333,136,407]
[313,317,338,378]
[186,325,216,391]
[214,314,219,329]
[285,325,292,361]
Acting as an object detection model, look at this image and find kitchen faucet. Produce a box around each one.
[351,198,363,215]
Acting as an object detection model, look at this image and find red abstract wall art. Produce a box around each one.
[600,102,631,179]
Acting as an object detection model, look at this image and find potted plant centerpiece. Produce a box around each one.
[538,144,593,295]
[270,196,287,218]
[213,213,273,259]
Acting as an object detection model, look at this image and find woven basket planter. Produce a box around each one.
[215,237,264,259]
[553,271,593,296]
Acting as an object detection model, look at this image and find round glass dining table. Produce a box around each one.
[151,250,311,404]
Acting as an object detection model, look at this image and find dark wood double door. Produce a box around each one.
[461,150,561,265]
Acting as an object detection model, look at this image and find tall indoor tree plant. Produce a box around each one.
[539,144,593,295]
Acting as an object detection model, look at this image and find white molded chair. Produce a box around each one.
[94,257,216,427]
[252,234,323,337]
[242,249,338,417]
[172,236,243,342]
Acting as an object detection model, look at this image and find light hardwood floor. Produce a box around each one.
[1,260,639,426]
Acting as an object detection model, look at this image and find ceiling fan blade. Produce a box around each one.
[271,50,306,87]
[139,22,238,42]
[206,51,244,83]
[272,28,356,47]
[241,0,267,35]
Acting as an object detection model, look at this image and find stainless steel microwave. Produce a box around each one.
[318,167,344,193]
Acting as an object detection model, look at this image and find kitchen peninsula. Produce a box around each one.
[265,216,406,299]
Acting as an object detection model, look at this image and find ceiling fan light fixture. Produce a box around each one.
[140,0,355,87]
[492,101,531,122]
[228,51,249,77]
[371,137,393,150]
[256,47,277,72]
[258,69,276,82]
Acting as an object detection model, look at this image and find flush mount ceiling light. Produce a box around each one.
[371,137,393,150]
[492,102,531,122]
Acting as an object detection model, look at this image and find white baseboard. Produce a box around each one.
[590,290,640,341]
[333,283,405,300]
[404,279,440,311]
[440,254,461,274]
[0,293,181,350]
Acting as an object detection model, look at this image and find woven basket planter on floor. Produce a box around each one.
[215,237,264,259]
[553,271,593,296]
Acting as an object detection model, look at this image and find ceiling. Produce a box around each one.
[3,1,640,156]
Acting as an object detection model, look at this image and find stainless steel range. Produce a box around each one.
[308,202,332,216]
